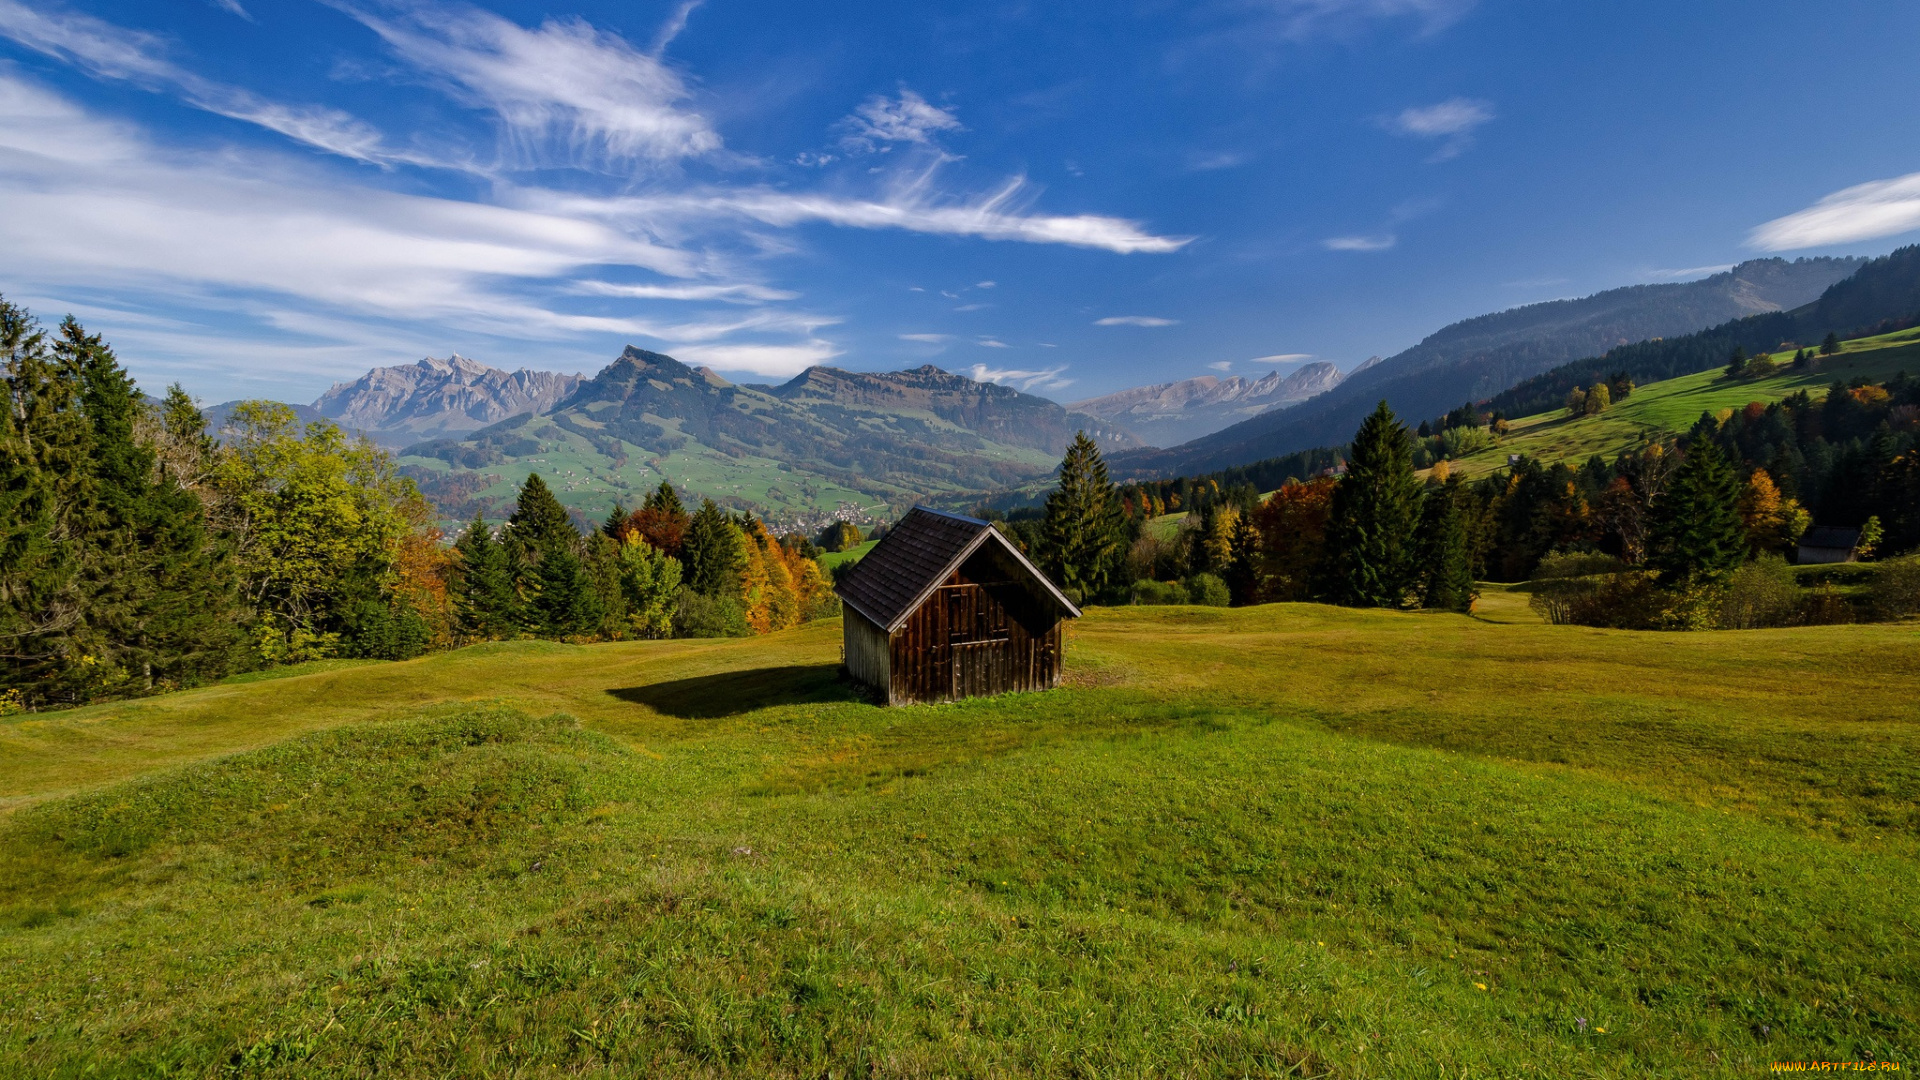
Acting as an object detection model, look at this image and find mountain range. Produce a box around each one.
[1068,361,1346,447]
[396,348,1137,529]
[1110,256,1864,479]
[207,354,581,449]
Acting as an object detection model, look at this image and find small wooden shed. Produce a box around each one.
[834,506,1081,705]
[1797,526,1861,565]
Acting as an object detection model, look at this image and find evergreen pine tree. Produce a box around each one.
[1041,431,1124,597]
[602,503,628,540]
[1725,347,1747,378]
[64,320,242,691]
[1323,402,1424,607]
[506,473,576,556]
[1417,479,1476,612]
[583,532,625,634]
[0,300,78,698]
[643,480,685,518]
[532,544,602,637]
[684,498,745,597]
[1820,332,1840,356]
[1647,438,1747,584]
[452,512,518,638]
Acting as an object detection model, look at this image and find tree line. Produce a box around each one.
[0,301,839,711]
[999,374,1920,626]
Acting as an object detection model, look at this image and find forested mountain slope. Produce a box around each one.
[1111,256,1863,479]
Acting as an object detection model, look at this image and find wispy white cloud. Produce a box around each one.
[1263,0,1475,39]
[210,0,252,20]
[1749,172,1920,251]
[899,332,951,342]
[0,74,828,382]
[668,340,839,378]
[558,173,1190,254]
[648,0,703,56]
[0,0,391,161]
[1383,97,1493,160]
[1206,360,1232,371]
[1095,315,1178,326]
[1323,234,1395,252]
[975,280,996,289]
[1388,97,1492,137]
[572,280,797,302]
[976,337,1010,348]
[1250,352,1313,362]
[342,3,721,168]
[835,89,961,153]
[969,364,1072,392]
[1644,264,1734,280]
[1189,151,1249,171]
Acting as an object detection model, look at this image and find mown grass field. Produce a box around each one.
[1446,327,1920,480]
[2,598,1916,1077]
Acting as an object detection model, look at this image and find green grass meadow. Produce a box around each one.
[2,595,1916,1076]
[1446,329,1920,479]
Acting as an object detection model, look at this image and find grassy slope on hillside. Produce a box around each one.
[817,538,878,571]
[1444,328,1920,480]
[2,607,1917,1076]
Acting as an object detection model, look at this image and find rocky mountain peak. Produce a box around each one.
[311,354,582,448]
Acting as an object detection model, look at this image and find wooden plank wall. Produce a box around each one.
[886,546,1062,705]
[842,606,892,694]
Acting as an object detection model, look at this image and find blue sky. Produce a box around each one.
[3,0,1920,406]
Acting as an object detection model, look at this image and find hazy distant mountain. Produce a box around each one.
[306,355,582,448]
[400,348,1140,527]
[1069,361,1344,447]
[1111,256,1864,479]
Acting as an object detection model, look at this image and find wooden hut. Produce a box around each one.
[1797,526,1861,565]
[834,507,1081,705]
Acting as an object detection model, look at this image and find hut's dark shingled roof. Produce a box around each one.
[835,506,1079,632]
[1800,526,1860,549]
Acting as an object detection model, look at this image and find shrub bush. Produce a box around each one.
[1717,556,1801,629]
[1871,555,1920,619]
[1184,573,1231,607]
[1130,579,1190,605]
[672,589,752,638]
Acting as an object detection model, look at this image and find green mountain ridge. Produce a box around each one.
[399,347,1139,530]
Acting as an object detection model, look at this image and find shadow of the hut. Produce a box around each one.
[608,663,870,718]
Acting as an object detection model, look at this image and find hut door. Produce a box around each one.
[944,584,1009,699]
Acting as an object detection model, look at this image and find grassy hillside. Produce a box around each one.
[1443,327,1920,480]
[816,538,878,571]
[3,603,1916,1076]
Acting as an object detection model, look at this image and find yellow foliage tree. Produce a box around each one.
[1738,469,1810,554]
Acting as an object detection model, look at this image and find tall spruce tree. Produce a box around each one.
[1647,437,1747,584]
[506,473,577,555]
[1041,431,1124,597]
[602,503,629,540]
[684,498,745,598]
[1323,401,1424,607]
[0,300,80,696]
[68,322,240,690]
[1417,479,1476,612]
[453,512,518,638]
[533,544,602,637]
[643,480,685,518]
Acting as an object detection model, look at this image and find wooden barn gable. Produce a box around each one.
[835,507,1080,705]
